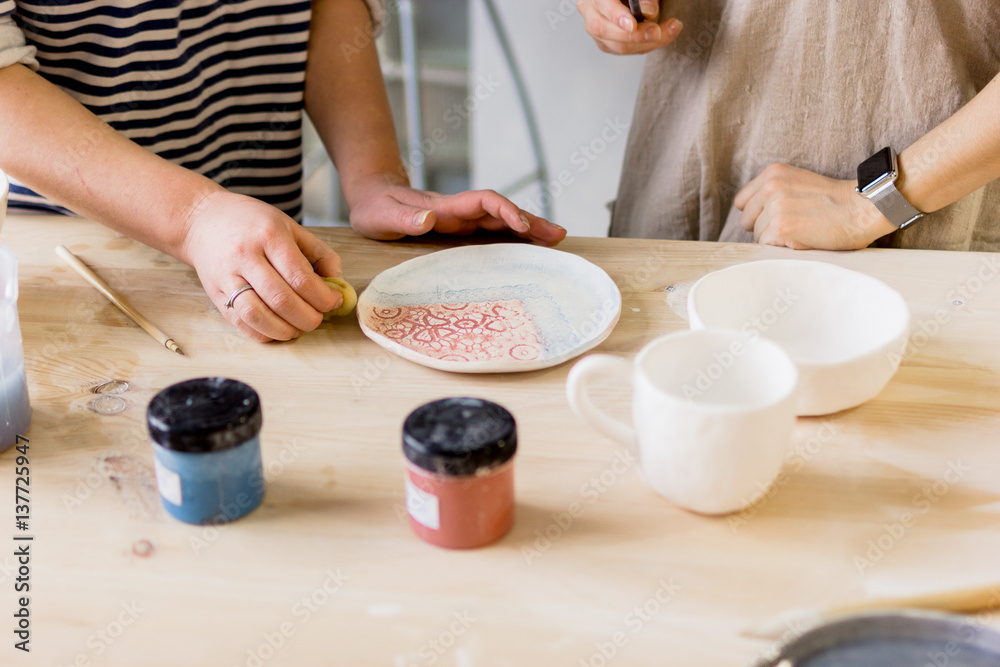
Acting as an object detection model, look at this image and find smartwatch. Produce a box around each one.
[856,147,924,229]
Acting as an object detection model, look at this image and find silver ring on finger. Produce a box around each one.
[225,284,255,309]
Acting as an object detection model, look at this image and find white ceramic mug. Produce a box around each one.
[566,330,798,515]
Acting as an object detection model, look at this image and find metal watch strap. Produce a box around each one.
[870,182,924,229]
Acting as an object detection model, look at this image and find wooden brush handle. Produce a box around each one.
[56,245,181,354]
[829,583,1000,616]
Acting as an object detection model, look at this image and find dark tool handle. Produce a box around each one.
[622,0,645,23]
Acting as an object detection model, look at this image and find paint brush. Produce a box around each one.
[742,582,1000,640]
[621,0,645,23]
[56,245,184,356]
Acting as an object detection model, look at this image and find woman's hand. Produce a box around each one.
[577,0,683,55]
[734,164,897,250]
[346,174,568,247]
[180,191,345,342]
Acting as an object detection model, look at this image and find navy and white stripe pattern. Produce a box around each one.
[3,0,311,219]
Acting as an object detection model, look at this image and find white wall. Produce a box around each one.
[471,0,645,237]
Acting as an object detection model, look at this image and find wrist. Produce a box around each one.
[175,184,229,265]
[894,149,938,213]
[341,169,410,210]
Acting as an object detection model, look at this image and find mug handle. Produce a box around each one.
[566,355,637,453]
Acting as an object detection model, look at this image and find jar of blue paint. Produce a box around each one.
[147,378,264,525]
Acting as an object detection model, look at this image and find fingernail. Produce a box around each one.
[518,212,531,232]
[618,15,634,32]
[412,210,432,231]
[666,19,682,37]
[644,24,662,41]
[639,0,657,18]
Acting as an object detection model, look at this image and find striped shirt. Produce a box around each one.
[0,0,383,220]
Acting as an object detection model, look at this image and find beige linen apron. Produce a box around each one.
[610,0,1000,251]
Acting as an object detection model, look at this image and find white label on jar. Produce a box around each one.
[154,458,183,506]
[405,478,440,530]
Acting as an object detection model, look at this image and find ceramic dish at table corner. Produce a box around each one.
[687,259,911,416]
[748,609,1000,667]
[356,243,622,373]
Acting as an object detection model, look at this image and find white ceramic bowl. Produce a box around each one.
[687,259,910,416]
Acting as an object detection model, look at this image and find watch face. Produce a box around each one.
[857,147,895,192]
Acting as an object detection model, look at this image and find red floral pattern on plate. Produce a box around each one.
[369,300,544,363]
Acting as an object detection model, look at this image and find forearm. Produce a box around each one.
[300,0,565,246]
[303,0,407,207]
[897,72,1000,213]
[0,64,222,262]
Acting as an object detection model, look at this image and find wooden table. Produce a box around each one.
[2,215,1000,666]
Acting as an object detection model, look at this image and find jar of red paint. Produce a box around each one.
[402,397,516,549]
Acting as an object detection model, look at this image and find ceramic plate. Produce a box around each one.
[357,244,621,373]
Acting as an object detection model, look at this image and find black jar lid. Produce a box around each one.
[403,397,517,476]
[147,377,262,453]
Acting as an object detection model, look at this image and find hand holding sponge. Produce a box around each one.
[322,276,357,318]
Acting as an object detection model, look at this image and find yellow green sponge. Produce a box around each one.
[323,276,357,318]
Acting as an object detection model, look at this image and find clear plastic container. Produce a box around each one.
[1,169,8,231]
[0,245,32,452]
